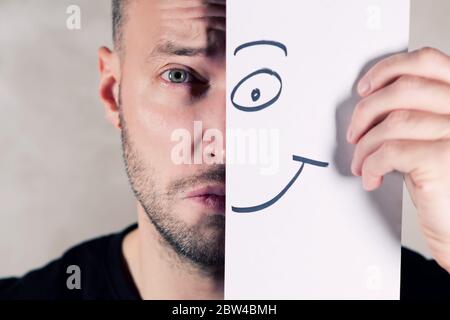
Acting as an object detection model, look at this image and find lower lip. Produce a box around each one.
[187,194,225,214]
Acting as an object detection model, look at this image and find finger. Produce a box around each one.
[357,47,450,97]
[348,75,450,144]
[360,140,447,191]
[351,110,450,176]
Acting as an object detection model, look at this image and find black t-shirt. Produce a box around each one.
[0,224,449,300]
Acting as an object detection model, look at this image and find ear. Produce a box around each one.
[98,47,121,130]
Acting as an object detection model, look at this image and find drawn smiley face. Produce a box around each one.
[230,40,329,213]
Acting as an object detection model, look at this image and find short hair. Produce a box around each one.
[112,0,128,50]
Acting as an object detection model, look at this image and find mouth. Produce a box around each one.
[184,184,226,214]
[231,154,329,213]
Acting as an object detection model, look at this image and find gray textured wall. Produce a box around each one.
[0,0,448,277]
[0,0,136,277]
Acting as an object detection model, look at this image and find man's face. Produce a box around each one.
[117,0,226,267]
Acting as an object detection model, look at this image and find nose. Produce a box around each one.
[200,84,226,165]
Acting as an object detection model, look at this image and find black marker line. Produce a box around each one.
[230,68,282,112]
[231,162,305,213]
[231,155,329,213]
[292,155,329,168]
[234,40,288,56]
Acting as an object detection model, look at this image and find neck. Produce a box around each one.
[122,203,224,300]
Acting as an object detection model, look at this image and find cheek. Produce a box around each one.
[121,76,200,180]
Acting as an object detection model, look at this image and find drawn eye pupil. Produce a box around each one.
[251,88,261,102]
[169,69,187,83]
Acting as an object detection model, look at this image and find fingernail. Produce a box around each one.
[358,79,371,96]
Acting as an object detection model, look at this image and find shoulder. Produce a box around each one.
[0,230,122,300]
[401,247,450,299]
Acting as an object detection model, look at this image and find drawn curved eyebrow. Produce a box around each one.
[234,40,288,56]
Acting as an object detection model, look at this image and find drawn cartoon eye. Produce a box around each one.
[231,68,282,112]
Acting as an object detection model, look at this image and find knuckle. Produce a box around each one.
[420,46,438,54]
[380,140,400,156]
[355,98,368,119]
[351,102,365,130]
[385,110,411,129]
[378,52,405,70]
[416,46,443,64]
[395,74,424,90]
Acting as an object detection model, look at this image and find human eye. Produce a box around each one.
[160,67,205,86]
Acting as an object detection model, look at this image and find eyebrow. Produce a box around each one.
[148,40,210,59]
[234,40,288,56]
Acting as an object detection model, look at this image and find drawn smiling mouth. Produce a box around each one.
[231,155,329,213]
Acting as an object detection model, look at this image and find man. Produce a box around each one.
[0,0,449,300]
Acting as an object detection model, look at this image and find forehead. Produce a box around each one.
[124,0,226,57]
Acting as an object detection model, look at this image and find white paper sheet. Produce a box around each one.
[225,0,410,299]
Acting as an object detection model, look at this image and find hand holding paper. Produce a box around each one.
[348,47,450,273]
